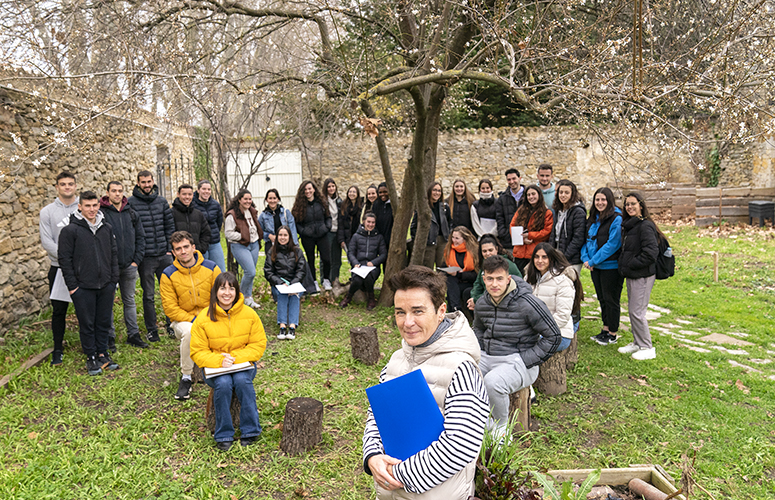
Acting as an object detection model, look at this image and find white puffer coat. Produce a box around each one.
[531,267,577,339]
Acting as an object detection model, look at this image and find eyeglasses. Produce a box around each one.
[625,202,640,207]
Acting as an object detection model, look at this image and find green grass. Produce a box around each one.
[0,224,773,499]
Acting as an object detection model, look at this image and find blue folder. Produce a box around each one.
[365,369,445,460]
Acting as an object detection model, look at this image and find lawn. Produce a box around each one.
[0,223,773,499]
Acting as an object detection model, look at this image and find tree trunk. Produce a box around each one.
[280,397,324,456]
[565,335,578,371]
[508,387,531,434]
[534,351,568,396]
[350,326,380,365]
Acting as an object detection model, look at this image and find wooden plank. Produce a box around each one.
[672,204,695,212]
[722,187,752,197]
[696,215,749,227]
[0,348,54,389]
[750,187,775,197]
[546,466,684,499]
[695,187,723,198]
[673,187,697,196]
[672,195,696,204]
[696,197,748,207]
[696,206,749,216]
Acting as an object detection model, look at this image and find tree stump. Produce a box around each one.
[534,349,568,396]
[507,387,531,434]
[280,397,324,455]
[565,335,578,371]
[205,387,241,434]
[192,364,204,384]
[350,326,380,365]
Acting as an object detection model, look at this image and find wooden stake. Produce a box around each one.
[0,348,54,389]
[704,251,719,282]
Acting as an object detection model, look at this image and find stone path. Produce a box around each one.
[580,295,775,382]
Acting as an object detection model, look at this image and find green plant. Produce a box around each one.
[192,126,211,182]
[703,144,722,187]
[531,469,601,500]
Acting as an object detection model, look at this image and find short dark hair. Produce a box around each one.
[107,180,123,191]
[137,170,154,181]
[388,265,447,311]
[170,231,195,247]
[482,255,510,275]
[208,272,241,321]
[56,171,76,183]
[79,190,98,202]
[505,168,521,178]
[537,163,553,173]
[178,184,194,193]
[197,179,212,190]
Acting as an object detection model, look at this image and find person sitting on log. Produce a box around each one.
[340,212,387,311]
[362,265,489,498]
[473,255,561,436]
[263,225,307,340]
[190,272,267,451]
[523,243,584,353]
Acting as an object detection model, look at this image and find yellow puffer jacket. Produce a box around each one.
[190,297,267,369]
[160,251,220,323]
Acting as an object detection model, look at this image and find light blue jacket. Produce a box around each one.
[258,205,298,245]
[580,207,622,270]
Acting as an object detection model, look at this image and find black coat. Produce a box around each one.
[410,201,451,245]
[264,245,307,285]
[172,198,211,250]
[297,199,331,240]
[192,192,224,242]
[450,197,473,233]
[99,197,145,269]
[618,217,659,279]
[549,203,587,265]
[348,225,387,268]
[58,213,119,291]
[128,185,175,257]
[371,198,394,246]
[337,200,363,246]
[495,187,523,248]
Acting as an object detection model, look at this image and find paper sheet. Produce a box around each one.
[510,226,524,246]
[204,361,254,378]
[275,282,306,294]
[351,266,376,279]
[49,268,72,303]
[437,266,462,275]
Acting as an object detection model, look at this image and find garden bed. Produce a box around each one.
[546,465,685,500]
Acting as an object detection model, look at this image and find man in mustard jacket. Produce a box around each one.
[161,231,221,400]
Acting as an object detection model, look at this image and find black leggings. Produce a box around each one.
[590,268,624,333]
[348,270,379,297]
[301,235,331,283]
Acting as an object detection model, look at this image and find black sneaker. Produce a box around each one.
[98,353,120,371]
[607,332,619,344]
[215,441,232,451]
[127,334,149,348]
[107,336,117,353]
[51,350,63,366]
[86,356,103,376]
[175,378,193,400]
[240,436,259,447]
[591,331,611,345]
[166,325,176,339]
[147,331,160,343]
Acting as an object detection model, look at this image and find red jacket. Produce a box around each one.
[510,209,553,259]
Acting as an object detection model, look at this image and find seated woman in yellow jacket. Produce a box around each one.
[190,272,267,451]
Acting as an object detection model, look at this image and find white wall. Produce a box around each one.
[226,150,303,204]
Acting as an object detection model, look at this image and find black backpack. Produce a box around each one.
[656,234,675,280]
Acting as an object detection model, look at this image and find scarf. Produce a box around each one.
[445,241,475,272]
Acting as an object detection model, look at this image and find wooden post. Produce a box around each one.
[350,326,380,365]
[206,387,241,434]
[704,251,719,282]
[718,188,722,222]
[508,387,531,434]
[280,397,324,455]
[534,350,568,396]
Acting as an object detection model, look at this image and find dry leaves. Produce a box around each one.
[359,116,382,138]
[734,379,750,394]
[27,431,38,439]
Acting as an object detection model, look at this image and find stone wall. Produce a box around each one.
[0,85,194,334]
[306,125,762,201]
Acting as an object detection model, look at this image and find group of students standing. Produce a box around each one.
[418,164,665,361]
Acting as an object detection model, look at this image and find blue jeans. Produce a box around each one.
[275,288,302,326]
[230,241,259,299]
[204,366,261,442]
[109,264,140,340]
[557,337,572,352]
[204,241,227,274]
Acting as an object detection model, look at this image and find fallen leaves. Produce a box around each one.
[734,379,750,394]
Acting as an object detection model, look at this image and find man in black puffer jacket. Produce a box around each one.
[100,181,148,350]
[473,255,561,434]
[128,170,175,342]
[58,191,120,376]
[172,184,211,250]
[340,213,387,310]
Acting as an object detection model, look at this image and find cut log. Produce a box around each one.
[205,387,241,434]
[508,387,531,434]
[565,335,578,371]
[534,348,568,396]
[192,363,204,384]
[350,326,380,365]
[280,397,324,455]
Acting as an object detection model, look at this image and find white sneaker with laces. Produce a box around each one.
[632,347,656,360]
[618,342,640,354]
[244,297,260,309]
[322,279,332,291]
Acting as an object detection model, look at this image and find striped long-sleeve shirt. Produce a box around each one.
[362,360,489,494]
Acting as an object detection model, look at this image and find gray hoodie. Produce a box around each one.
[39,197,79,266]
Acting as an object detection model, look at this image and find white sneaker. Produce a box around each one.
[632,347,656,360]
[244,297,261,309]
[277,332,287,340]
[322,279,332,291]
[618,342,640,354]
